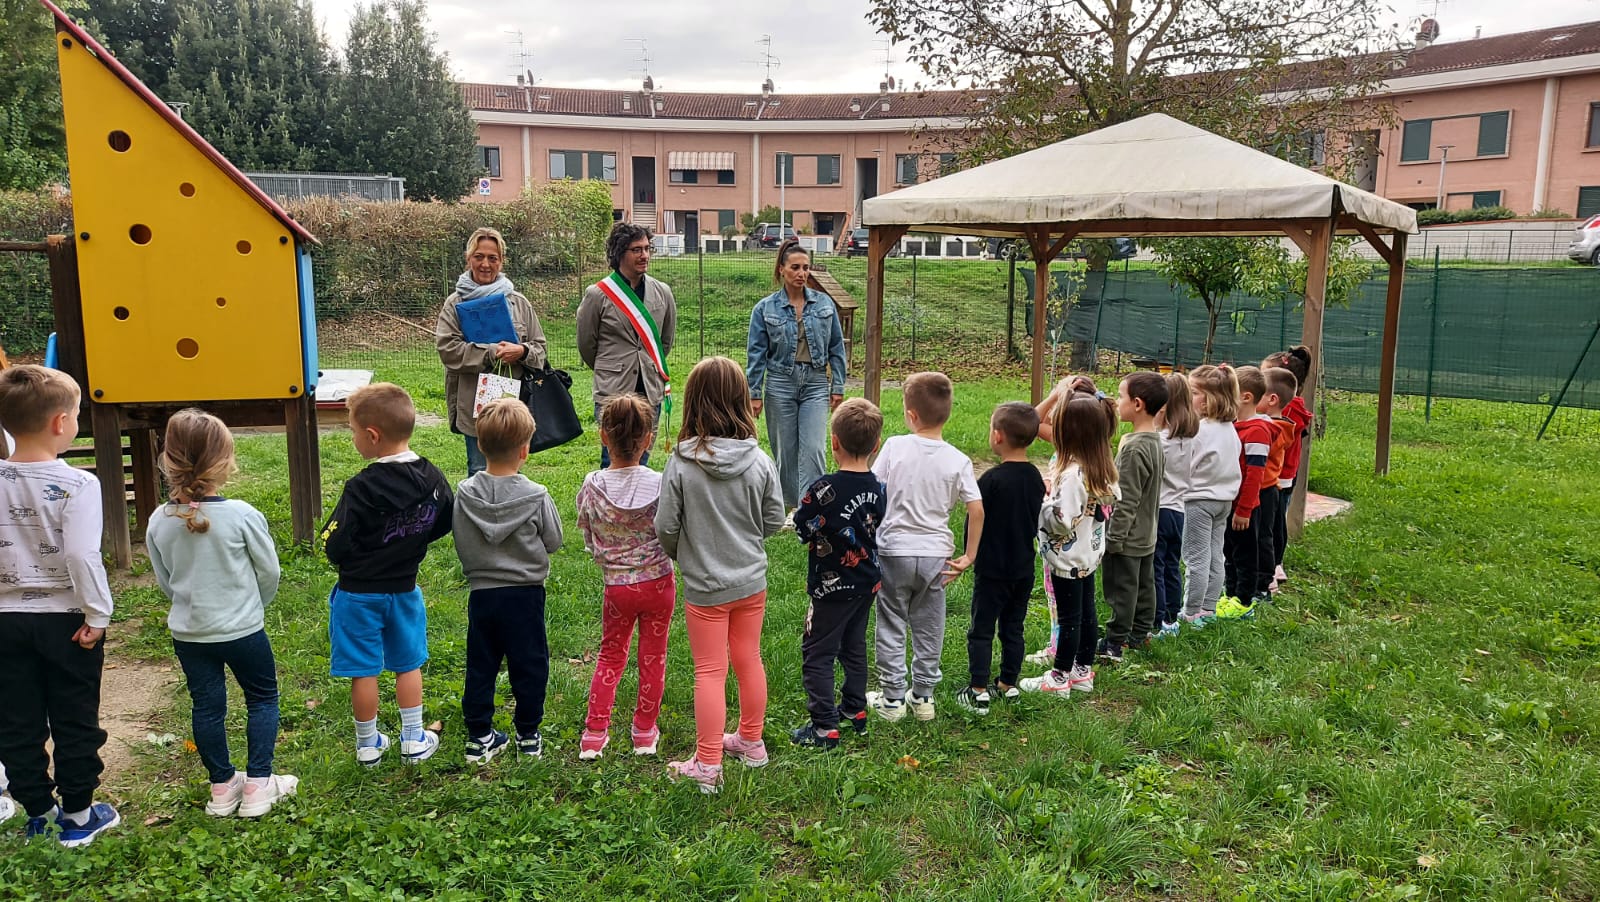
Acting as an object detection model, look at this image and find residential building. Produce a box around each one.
[462,19,1600,231]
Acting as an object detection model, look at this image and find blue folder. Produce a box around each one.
[456,294,517,345]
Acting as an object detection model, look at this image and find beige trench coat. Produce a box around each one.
[435,289,547,437]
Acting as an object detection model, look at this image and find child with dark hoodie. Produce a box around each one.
[451,399,563,763]
[656,357,787,793]
[321,383,453,767]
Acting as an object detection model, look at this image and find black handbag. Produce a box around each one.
[520,365,583,453]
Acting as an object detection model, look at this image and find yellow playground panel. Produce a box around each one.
[55,24,310,403]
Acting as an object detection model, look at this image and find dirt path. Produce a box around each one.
[98,628,180,791]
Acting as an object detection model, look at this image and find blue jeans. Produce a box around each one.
[595,401,660,469]
[763,364,830,508]
[464,435,487,476]
[172,630,280,782]
[1154,508,1186,625]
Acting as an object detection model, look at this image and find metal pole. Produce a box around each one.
[1006,253,1017,360]
[1435,145,1454,210]
[697,246,705,358]
[910,253,918,360]
[1538,312,1600,440]
[1424,247,1441,422]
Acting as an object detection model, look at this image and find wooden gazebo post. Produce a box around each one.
[863,225,907,405]
[1025,225,1082,403]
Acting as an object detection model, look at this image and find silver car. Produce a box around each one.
[1568,215,1600,264]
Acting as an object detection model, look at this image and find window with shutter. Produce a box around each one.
[476,146,501,179]
[1470,191,1501,208]
[895,154,920,184]
[588,152,617,181]
[1400,120,1432,162]
[1578,187,1600,218]
[1476,111,1510,157]
[818,155,840,185]
[717,209,736,232]
[716,169,735,185]
[1588,104,1600,148]
[775,154,796,186]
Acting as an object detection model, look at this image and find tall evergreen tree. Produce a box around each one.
[164,0,334,170]
[81,0,179,95]
[331,0,477,201]
[0,0,71,189]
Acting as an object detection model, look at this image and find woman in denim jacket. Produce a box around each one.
[745,239,848,509]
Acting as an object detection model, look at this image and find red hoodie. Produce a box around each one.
[1233,415,1276,520]
[1278,396,1313,486]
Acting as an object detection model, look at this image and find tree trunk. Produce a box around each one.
[1202,294,1220,363]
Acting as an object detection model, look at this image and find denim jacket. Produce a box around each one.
[745,287,848,398]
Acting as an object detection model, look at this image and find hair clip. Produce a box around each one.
[1095,390,1107,400]
[1217,362,1232,371]
[188,500,201,510]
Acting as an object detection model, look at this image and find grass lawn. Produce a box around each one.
[2,355,1598,900]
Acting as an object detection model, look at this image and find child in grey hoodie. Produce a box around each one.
[656,357,787,793]
[452,400,563,763]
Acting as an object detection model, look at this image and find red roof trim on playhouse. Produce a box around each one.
[41,0,318,245]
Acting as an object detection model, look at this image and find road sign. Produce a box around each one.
[478,178,492,196]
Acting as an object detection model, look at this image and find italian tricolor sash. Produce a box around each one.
[595,272,671,414]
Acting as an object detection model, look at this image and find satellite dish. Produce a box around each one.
[1418,18,1440,42]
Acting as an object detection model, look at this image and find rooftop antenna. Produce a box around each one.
[504,29,533,85]
[747,34,780,92]
[876,39,896,90]
[626,38,654,91]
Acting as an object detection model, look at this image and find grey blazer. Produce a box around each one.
[576,274,677,408]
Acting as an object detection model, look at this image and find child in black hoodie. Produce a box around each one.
[321,383,453,767]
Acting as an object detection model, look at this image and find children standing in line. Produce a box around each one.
[958,402,1045,714]
[790,398,885,747]
[1180,366,1243,625]
[1026,375,1100,667]
[147,410,295,818]
[578,394,675,760]
[1252,368,1299,601]
[0,366,119,846]
[321,383,454,766]
[1262,347,1314,586]
[452,399,563,763]
[1020,389,1119,695]
[1098,373,1167,661]
[1153,374,1198,637]
[1220,366,1276,618]
[866,372,984,723]
[656,357,786,793]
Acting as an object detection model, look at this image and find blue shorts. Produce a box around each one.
[328,586,429,678]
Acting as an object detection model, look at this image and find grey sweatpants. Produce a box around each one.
[874,555,947,700]
[1182,498,1232,617]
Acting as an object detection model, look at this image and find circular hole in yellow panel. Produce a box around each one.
[61,38,73,49]
[236,240,252,255]
[179,182,196,197]
[129,224,152,245]
[113,306,130,320]
[216,297,227,307]
[108,131,132,152]
[176,338,200,359]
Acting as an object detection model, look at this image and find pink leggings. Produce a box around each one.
[684,591,768,766]
[585,574,675,734]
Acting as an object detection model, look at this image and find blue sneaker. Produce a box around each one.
[57,803,120,848]
[24,812,56,843]
[1155,620,1181,639]
[465,729,509,765]
[401,729,440,765]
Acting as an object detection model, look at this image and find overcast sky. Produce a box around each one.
[306,0,1600,93]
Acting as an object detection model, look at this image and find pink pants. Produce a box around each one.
[684,591,767,766]
[584,574,675,734]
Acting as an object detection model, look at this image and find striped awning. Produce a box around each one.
[667,151,735,171]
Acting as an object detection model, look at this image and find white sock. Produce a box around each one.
[355,716,380,748]
[62,807,92,826]
[399,705,424,742]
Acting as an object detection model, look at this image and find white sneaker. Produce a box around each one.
[205,774,244,817]
[908,694,936,722]
[1,795,17,822]
[356,731,391,767]
[1019,669,1074,695]
[401,729,440,764]
[866,691,907,723]
[237,775,299,818]
[1024,646,1057,667]
[1069,664,1095,693]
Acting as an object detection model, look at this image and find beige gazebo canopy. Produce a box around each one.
[860,113,1419,532]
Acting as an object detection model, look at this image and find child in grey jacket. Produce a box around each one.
[452,399,563,764]
[656,357,787,794]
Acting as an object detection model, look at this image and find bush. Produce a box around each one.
[0,188,73,240]
[1416,205,1518,226]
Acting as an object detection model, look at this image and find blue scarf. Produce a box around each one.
[455,271,516,300]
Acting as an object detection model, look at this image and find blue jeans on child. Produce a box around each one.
[172,629,280,782]
[763,363,830,508]
[464,435,487,476]
[1153,508,1186,625]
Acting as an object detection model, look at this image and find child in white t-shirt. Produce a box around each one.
[865,372,983,724]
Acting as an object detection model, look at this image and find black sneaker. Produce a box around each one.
[989,681,1021,701]
[1095,638,1124,663]
[790,724,840,749]
[516,730,542,758]
[954,686,991,715]
[1125,636,1151,653]
[837,708,869,735]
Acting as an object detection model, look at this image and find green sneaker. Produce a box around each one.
[1215,596,1254,620]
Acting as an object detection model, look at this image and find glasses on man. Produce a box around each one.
[627,244,652,256]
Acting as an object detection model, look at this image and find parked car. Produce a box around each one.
[985,236,1137,261]
[748,223,797,249]
[1567,215,1600,264]
[841,228,869,257]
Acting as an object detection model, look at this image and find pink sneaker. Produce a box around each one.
[205,774,244,817]
[578,730,609,761]
[631,726,660,756]
[666,758,723,793]
[1274,565,1288,584]
[721,732,769,767]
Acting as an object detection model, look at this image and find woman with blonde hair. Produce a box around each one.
[436,227,547,475]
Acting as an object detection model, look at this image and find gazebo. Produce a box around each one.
[859,113,1418,533]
